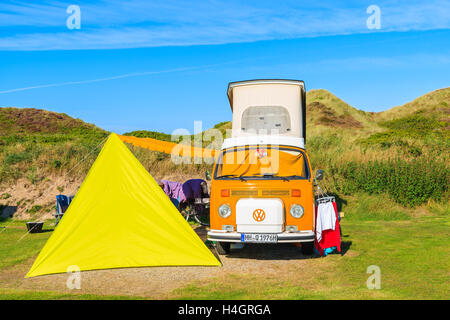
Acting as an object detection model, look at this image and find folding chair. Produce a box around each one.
[53,194,73,226]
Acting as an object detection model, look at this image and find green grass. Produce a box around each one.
[0,219,53,269]
[341,193,411,221]
[0,288,143,300]
[0,219,149,300]
[171,214,449,300]
[172,277,328,300]
[0,211,449,300]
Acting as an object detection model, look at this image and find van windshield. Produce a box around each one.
[214,147,309,180]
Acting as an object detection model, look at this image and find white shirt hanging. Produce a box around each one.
[316,201,336,243]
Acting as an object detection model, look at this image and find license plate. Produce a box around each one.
[241,233,278,243]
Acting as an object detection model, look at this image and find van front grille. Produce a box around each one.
[261,190,290,196]
[230,189,290,197]
[231,190,258,196]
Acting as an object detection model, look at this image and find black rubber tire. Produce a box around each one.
[301,241,314,255]
[193,207,210,226]
[193,214,210,226]
[216,241,231,255]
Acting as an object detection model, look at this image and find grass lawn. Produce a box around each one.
[171,214,450,300]
[0,211,448,300]
[0,288,140,300]
[0,219,53,270]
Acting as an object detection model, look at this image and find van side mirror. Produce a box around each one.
[205,170,212,181]
[200,181,209,196]
[315,169,324,181]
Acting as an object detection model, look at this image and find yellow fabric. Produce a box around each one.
[118,134,217,159]
[26,133,220,278]
[216,148,306,177]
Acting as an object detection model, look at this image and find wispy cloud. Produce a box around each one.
[0,0,449,50]
[0,59,245,94]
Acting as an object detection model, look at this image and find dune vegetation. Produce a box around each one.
[0,88,448,219]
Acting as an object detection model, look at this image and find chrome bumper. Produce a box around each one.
[207,230,315,243]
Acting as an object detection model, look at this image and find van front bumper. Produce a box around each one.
[207,230,315,243]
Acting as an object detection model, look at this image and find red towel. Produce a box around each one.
[315,201,341,256]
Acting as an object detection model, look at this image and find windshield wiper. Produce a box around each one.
[216,174,247,181]
[238,174,247,182]
[270,174,290,181]
[284,175,305,179]
[251,174,290,181]
[216,174,239,179]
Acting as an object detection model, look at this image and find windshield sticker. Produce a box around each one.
[256,148,268,159]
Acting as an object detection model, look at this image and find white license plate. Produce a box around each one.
[241,233,278,243]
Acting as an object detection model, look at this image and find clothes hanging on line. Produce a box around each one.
[314,198,341,256]
[316,201,336,243]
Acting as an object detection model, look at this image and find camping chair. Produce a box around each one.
[53,195,74,226]
[180,180,210,226]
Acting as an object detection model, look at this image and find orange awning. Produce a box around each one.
[118,135,218,159]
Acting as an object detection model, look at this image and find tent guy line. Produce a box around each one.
[13,135,109,241]
[26,133,220,278]
[12,131,218,242]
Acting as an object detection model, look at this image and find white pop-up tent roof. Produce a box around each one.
[227,79,306,142]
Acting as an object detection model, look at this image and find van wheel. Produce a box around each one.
[216,242,231,255]
[301,242,314,255]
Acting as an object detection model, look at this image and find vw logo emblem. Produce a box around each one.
[253,209,266,222]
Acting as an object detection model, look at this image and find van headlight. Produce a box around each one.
[218,204,232,218]
[290,204,304,218]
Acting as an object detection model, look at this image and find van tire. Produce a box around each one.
[301,242,314,255]
[216,242,231,255]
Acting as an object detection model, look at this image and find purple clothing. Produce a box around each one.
[161,179,208,204]
[182,179,208,200]
[161,180,186,203]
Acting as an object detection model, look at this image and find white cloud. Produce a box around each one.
[0,0,448,50]
[0,59,247,94]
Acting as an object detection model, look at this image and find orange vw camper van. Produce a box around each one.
[207,80,317,255]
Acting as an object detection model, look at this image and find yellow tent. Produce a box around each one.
[26,133,220,278]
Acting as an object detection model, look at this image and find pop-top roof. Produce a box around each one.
[227,79,305,111]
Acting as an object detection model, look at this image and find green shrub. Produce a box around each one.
[360,113,448,156]
[27,166,39,185]
[52,160,62,169]
[3,152,33,165]
[380,114,447,132]
[26,205,43,215]
[330,158,449,207]
[407,145,422,157]
[123,130,178,142]
[213,121,231,129]
[308,134,342,150]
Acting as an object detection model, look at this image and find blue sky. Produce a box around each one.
[0,1,449,133]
